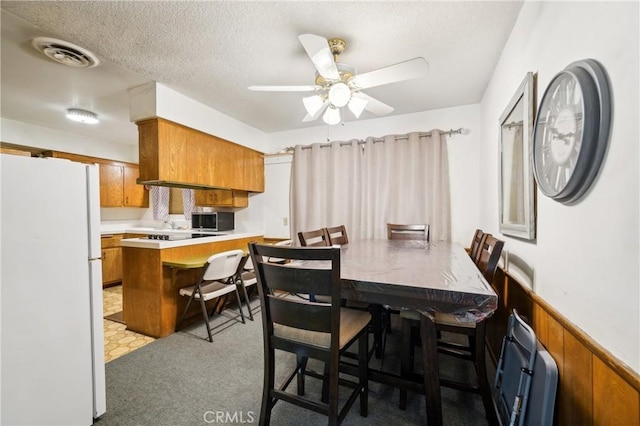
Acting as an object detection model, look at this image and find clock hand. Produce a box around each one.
[550,126,574,142]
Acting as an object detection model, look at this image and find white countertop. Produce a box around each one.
[120,230,263,249]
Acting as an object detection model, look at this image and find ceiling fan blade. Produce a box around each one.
[298,34,339,81]
[248,85,318,92]
[352,92,394,116]
[351,57,429,90]
[302,101,328,122]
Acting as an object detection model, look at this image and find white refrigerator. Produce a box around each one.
[1,154,106,425]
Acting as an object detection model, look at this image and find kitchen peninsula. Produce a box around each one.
[121,231,264,338]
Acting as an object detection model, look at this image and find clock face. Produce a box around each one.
[534,72,585,196]
[532,59,611,204]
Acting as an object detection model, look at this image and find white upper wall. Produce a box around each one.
[1,117,137,162]
[129,82,268,153]
[479,1,639,372]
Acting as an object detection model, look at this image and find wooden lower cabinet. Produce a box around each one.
[102,247,123,286]
[101,234,123,287]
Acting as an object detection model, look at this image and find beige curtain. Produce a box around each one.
[291,130,450,243]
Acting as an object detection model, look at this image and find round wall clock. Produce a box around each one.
[532,59,611,204]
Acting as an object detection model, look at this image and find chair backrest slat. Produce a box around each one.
[298,228,330,247]
[326,225,349,245]
[387,223,430,241]
[469,229,485,264]
[261,262,333,296]
[477,234,504,283]
[268,296,332,332]
[202,249,244,281]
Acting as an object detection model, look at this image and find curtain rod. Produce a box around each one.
[264,127,465,156]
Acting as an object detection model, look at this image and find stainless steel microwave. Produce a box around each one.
[191,212,234,231]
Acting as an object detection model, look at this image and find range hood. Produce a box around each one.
[136,118,265,193]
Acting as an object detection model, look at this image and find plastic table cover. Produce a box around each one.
[336,240,498,323]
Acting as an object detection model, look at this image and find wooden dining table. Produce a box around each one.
[336,239,498,425]
[165,239,497,424]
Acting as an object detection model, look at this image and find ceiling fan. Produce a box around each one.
[248,34,429,125]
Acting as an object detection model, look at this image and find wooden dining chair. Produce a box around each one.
[326,225,349,245]
[399,234,504,424]
[387,223,430,242]
[298,228,331,247]
[175,249,245,342]
[468,228,485,264]
[249,243,370,425]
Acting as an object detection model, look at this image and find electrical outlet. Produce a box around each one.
[283,217,288,226]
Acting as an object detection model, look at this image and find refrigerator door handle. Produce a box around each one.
[89,257,102,261]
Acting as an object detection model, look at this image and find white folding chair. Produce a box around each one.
[176,249,245,342]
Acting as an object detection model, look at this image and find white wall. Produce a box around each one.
[1,118,137,162]
[243,155,293,239]
[129,82,269,152]
[261,104,483,243]
[479,1,639,372]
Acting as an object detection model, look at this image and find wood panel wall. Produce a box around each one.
[486,268,640,425]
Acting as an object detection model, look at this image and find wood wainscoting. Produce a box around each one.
[486,267,640,425]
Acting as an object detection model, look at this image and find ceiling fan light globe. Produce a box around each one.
[328,82,351,107]
[302,95,325,116]
[348,97,368,118]
[323,106,341,125]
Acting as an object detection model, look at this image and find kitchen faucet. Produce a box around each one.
[163,220,178,230]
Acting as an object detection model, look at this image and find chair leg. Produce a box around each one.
[321,362,330,403]
[359,329,369,417]
[233,287,246,324]
[208,296,223,317]
[296,355,308,396]
[420,314,443,426]
[371,304,383,359]
[260,347,275,426]
[328,355,340,426]
[399,317,412,410]
[199,296,213,342]
[176,290,196,332]
[240,283,254,321]
[473,321,498,425]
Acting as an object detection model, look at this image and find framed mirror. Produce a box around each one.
[499,72,536,240]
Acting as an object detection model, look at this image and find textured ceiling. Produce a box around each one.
[1,1,523,146]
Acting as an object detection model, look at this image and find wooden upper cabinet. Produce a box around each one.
[137,118,264,192]
[194,189,248,208]
[123,165,149,207]
[99,163,124,207]
[41,151,149,208]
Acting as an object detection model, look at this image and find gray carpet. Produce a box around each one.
[101,300,489,425]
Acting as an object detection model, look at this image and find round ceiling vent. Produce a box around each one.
[31,37,99,68]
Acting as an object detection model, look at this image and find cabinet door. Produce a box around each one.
[102,247,122,285]
[100,164,124,207]
[232,191,248,207]
[123,165,149,207]
[244,150,265,192]
[194,189,234,206]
